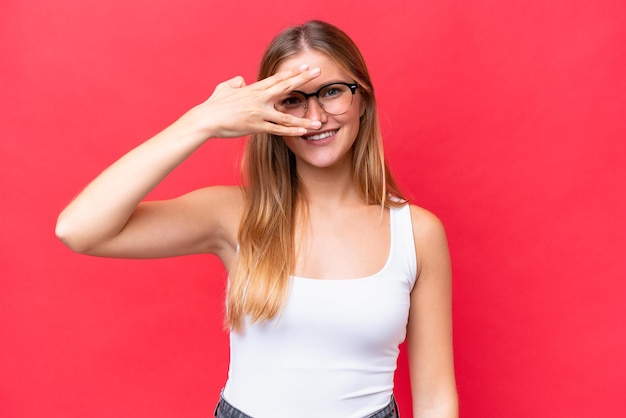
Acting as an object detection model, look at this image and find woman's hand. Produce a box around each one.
[186,64,322,139]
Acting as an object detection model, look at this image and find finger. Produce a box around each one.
[260,121,309,138]
[256,65,320,93]
[212,76,246,95]
[226,75,246,88]
[270,68,322,101]
[266,110,322,130]
[216,75,246,90]
[254,65,307,89]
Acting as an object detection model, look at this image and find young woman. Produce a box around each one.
[56,20,457,418]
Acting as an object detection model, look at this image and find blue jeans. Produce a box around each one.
[214,392,400,418]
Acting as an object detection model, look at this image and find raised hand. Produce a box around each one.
[186,64,322,140]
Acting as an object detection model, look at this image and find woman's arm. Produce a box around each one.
[56,66,322,258]
[406,205,458,418]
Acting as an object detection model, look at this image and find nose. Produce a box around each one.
[304,97,328,123]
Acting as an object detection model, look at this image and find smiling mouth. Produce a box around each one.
[302,129,338,141]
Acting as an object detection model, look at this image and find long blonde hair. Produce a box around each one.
[227,20,405,331]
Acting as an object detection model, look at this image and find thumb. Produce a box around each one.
[225,75,246,88]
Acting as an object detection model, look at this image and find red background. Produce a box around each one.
[2,1,625,417]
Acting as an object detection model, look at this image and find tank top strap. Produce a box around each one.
[389,204,418,289]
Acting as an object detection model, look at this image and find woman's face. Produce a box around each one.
[274,50,365,172]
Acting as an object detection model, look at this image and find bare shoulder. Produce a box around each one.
[184,184,243,210]
[408,204,451,279]
[408,204,448,247]
[179,185,244,239]
[129,185,244,258]
[184,185,244,252]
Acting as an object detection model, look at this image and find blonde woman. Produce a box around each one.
[56,20,457,418]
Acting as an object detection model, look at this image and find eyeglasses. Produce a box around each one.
[275,82,359,118]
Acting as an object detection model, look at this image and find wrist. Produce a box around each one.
[175,103,218,143]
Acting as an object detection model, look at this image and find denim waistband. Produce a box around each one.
[214,392,400,418]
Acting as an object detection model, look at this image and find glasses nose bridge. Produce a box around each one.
[301,91,326,116]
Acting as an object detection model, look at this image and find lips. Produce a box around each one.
[302,129,338,141]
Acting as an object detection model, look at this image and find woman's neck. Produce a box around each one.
[296,160,362,209]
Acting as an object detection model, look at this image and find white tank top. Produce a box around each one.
[223,205,417,418]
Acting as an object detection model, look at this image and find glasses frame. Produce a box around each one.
[285,82,359,116]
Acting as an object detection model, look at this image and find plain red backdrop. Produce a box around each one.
[2,1,625,417]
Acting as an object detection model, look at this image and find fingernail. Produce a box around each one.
[311,121,322,129]
[299,64,309,71]
[297,127,308,135]
[310,67,320,76]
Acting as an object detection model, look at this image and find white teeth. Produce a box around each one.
[304,130,337,141]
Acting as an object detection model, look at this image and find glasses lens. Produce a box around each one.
[319,84,353,115]
[274,83,355,117]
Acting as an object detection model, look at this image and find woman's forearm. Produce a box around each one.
[414,397,459,418]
